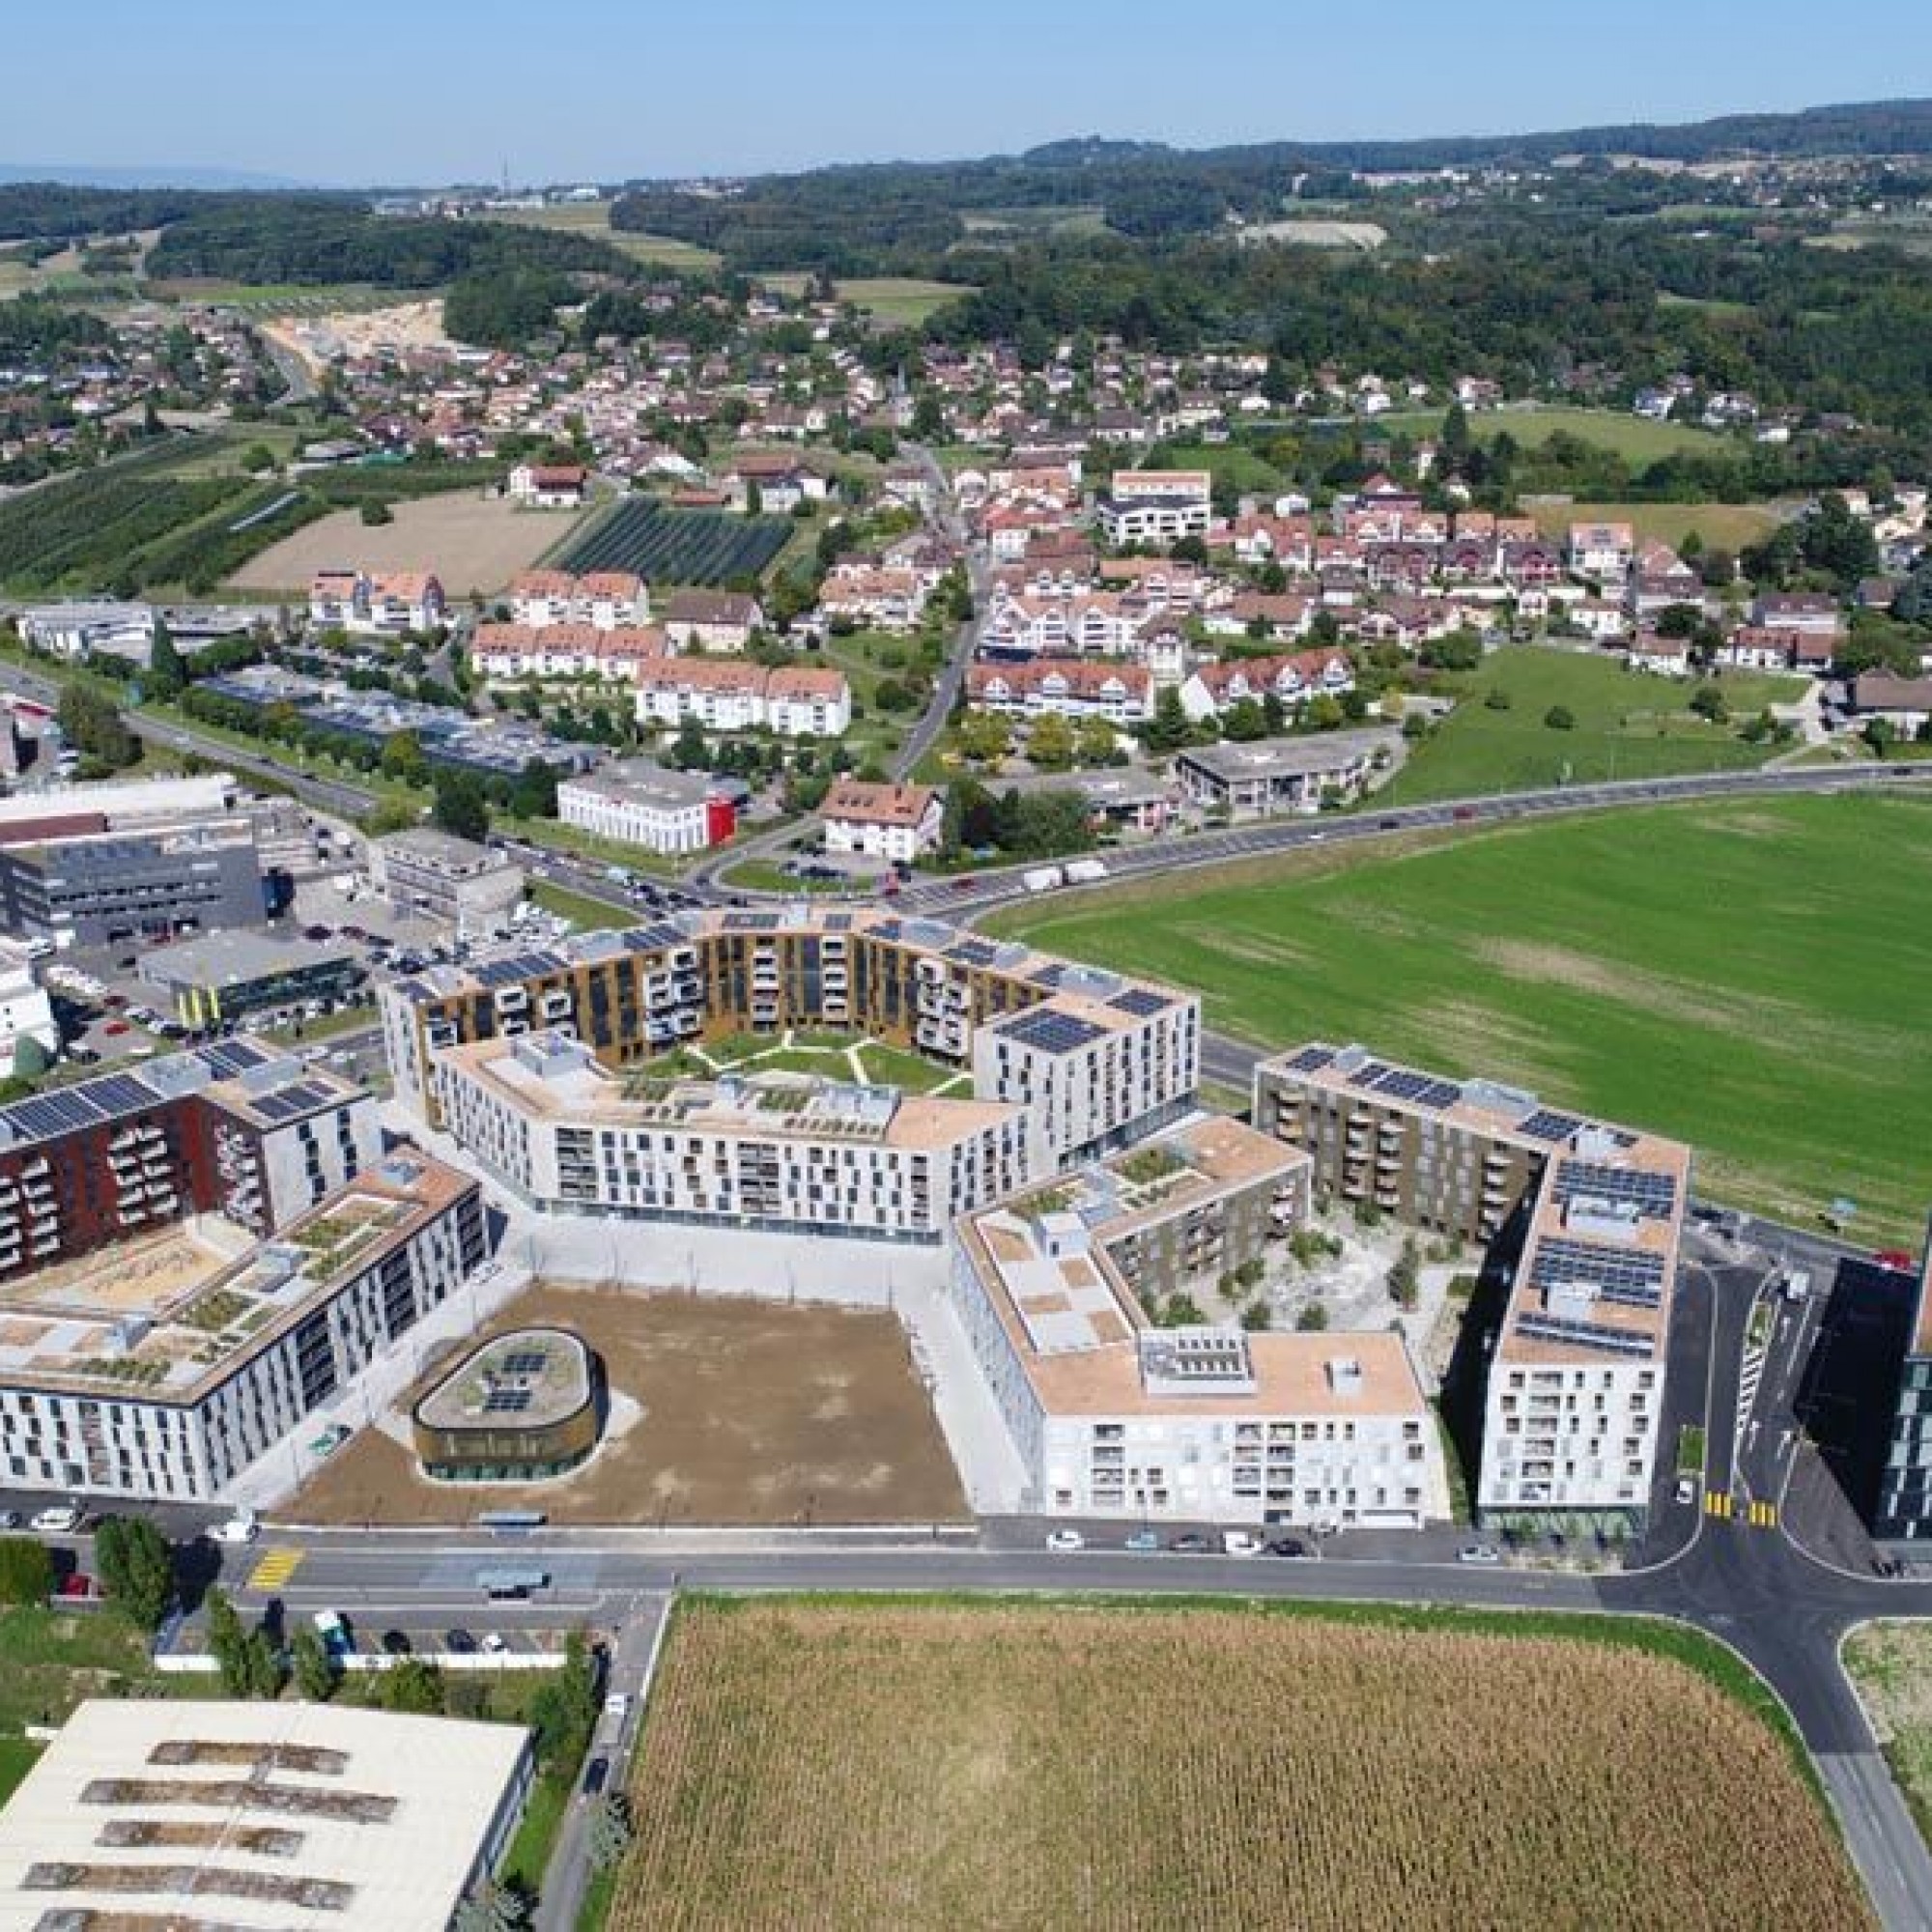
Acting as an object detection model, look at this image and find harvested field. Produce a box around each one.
[285,1281,964,1526]
[227,490,583,598]
[612,1600,1869,1930]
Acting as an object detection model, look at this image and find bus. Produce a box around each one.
[475,1567,550,1601]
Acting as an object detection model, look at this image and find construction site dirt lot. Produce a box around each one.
[228,490,585,598]
[284,1282,967,1526]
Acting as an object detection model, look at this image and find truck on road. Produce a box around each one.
[1064,858,1109,884]
[1021,866,1065,894]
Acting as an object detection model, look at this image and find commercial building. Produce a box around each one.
[0,776,267,949]
[372,828,526,938]
[434,1031,1036,1244]
[556,760,736,856]
[948,1117,1449,1525]
[1874,1234,1932,1544]
[1254,1042,1690,1531]
[380,906,1200,1179]
[412,1325,602,1482]
[0,1037,382,1280]
[0,937,60,1068]
[139,929,366,1030]
[0,1147,485,1498]
[822,781,944,865]
[0,1698,532,1931]
[1174,728,1400,818]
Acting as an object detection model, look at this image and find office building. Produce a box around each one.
[372,828,526,938]
[412,1326,602,1482]
[0,1148,484,1498]
[0,937,59,1067]
[556,760,736,856]
[948,1117,1448,1525]
[139,929,366,1030]
[0,1037,381,1282]
[0,1699,531,1932]
[1174,728,1400,818]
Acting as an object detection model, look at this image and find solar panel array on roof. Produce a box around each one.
[1518,1109,1582,1144]
[1530,1236,1667,1304]
[1345,1060,1391,1089]
[88,1073,164,1118]
[950,938,998,968]
[1109,987,1172,1018]
[622,923,685,953]
[1027,963,1068,989]
[249,1081,340,1126]
[823,914,853,931]
[1284,1044,1336,1074]
[0,1065,175,1145]
[196,1038,272,1079]
[1552,1159,1678,1219]
[1001,1009,1107,1055]
[500,1349,549,1377]
[481,1388,532,1415]
[1514,1311,1656,1359]
[474,952,563,988]
[1369,1066,1462,1111]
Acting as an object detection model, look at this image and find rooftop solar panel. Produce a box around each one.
[88,1073,164,1118]
[1346,1060,1391,1090]
[1284,1045,1336,1074]
[1109,987,1172,1018]
[1518,1109,1582,1144]
[1514,1312,1656,1359]
[1552,1159,1678,1218]
[1529,1236,1667,1302]
[1001,1009,1107,1055]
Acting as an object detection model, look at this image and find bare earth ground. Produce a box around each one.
[228,491,584,598]
[286,1281,966,1526]
[257,299,454,370]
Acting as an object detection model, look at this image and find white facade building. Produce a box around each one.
[821,781,943,865]
[556,760,729,856]
[0,938,60,1067]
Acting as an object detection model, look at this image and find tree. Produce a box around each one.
[360,499,395,527]
[362,797,420,838]
[205,1587,250,1694]
[432,767,491,843]
[669,714,710,771]
[146,616,188,701]
[510,757,559,820]
[56,681,138,770]
[1544,704,1577,731]
[955,709,1012,767]
[1143,685,1192,755]
[1222,696,1268,742]
[0,1536,52,1606]
[1027,711,1073,771]
[1688,684,1728,724]
[1295,1301,1330,1332]
[381,1657,445,1715]
[528,1629,600,1771]
[586,1794,635,1871]
[1389,1237,1420,1311]
[291,1623,340,1702]
[454,1882,533,1932]
[93,1516,174,1630]
[1073,715,1122,767]
[380,729,430,786]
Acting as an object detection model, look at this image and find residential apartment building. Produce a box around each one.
[373,828,526,938]
[308,570,446,637]
[378,907,1200,1178]
[556,760,736,855]
[433,1031,1035,1245]
[469,622,667,686]
[1095,469,1212,547]
[948,1118,1448,1525]
[661,589,765,653]
[1254,1041,1690,1532]
[966,659,1155,724]
[1175,728,1399,818]
[506,570,649,630]
[0,1150,486,1499]
[1875,1236,1932,1545]
[822,781,943,865]
[0,1037,381,1283]
[632,660,849,738]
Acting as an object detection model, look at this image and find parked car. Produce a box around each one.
[0,1510,18,1530]
[445,1629,477,1654]
[1674,1476,1697,1506]
[57,1572,99,1600]
[479,1633,508,1655]
[1168,1532,1211,1554]
[1457,1544,1503,1565]
[1875,1250,1918,1273]
[1122,1529,1160,1552]
[604,1691,632,1719]
[1266,1537,1310,1559]
[30,1506,80,1535]
[381,1630,412,1657]
[1044,1529,1085,1552]
[1221,1530,1264,1557]
[209,1512,259,1545]
[582,1755,610,1796]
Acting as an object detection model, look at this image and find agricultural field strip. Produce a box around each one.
[609,1600,1869,1931]
[556,500,791,584]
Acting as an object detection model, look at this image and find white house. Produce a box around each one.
[507,463,589,508]
[821,781,944,865]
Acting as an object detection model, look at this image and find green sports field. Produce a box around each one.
[992,792,1932,1238]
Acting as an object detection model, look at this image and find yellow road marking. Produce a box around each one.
[246,1547,303,1590]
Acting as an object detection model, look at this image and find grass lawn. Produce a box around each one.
[0,1606,161,1735]
[1526,497,1795,553]
[0,1736,42,1807]
[1385,644,1804,804]
[992,790,1932,1238]
[490,201,723,272]
[759,274,973,326]
[529,880,633,933]
[1375,404,1726,463]
[1844,1622,1932,1847]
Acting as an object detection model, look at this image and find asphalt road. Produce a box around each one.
[890,440,984,783]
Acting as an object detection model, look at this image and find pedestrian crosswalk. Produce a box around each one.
[1736,1345,1765,1433]
[1703,1492,1778,1529]
[245,1547,304,1591]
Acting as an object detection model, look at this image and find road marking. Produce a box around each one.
[1747,1499,1779,1529]
[246,1547,304,1591]
[1704,1491,1734,1519]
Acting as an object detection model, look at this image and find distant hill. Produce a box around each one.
[0,163,313,191]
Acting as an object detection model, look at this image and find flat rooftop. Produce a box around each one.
[0,1151,472,1405]
[1178,727,1401,782]
[0,1698,527,1932]
[140,927,361,990]
[416,1324,593,1433]
[440,1032,1019,1153]
[952,1121,1412,1420]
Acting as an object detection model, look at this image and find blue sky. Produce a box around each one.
[9,0,1931,185]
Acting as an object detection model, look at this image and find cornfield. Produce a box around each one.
[610,1601,1871,1932]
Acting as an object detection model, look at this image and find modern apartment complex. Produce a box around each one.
[0,1148,485,1499]
[1875,1235,1932,1544]
[380,907,1200,1179]
[1254,1042,1690,1531]
[948,1116,1449,1525]
[0,1037,381,1283]
[434,1031,1036,1243]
